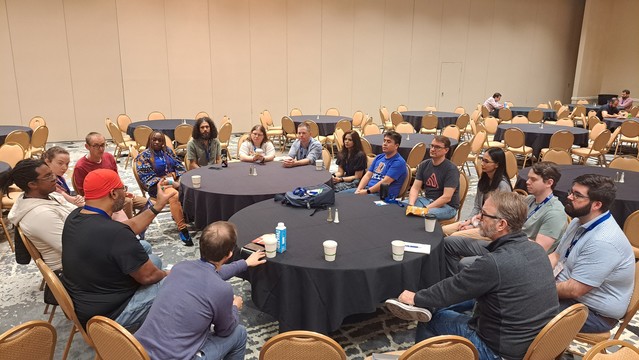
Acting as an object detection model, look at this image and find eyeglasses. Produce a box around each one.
[430,144,447,150]
[114,185,128,192]
[89,143,106,149]
[479,211,501,220]
[568,190,589,200]
[35,173,56,182]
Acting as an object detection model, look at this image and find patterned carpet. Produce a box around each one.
[0,136,636,359]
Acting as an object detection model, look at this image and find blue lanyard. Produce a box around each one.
[56,176,71,194]
[83,205,110,219]
[564,212,611,259]
[527,193,553,220]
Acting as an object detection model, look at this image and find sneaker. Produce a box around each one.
[179,231,194,247]
[385,299,432,322]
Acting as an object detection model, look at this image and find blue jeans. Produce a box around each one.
[192,325,247,360]
[416,301,501,360]
[140,240,162,269]
[558,299,617,333]
[403,198,457,220]
[114,278,165,332]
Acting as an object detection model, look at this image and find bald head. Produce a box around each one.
[200,221,238,262]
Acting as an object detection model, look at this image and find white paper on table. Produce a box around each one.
[403,242,431,254]
[373,200,388,206]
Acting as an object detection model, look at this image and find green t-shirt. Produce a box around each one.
[522,194,567,253]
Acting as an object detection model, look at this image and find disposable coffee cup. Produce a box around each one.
[255,148,264,156]
[192,175,202,189]
[424,214,437,232]
[262,235,277,258]
[315,159,324,171]
[323,240,337,261]
[391,240,405,261]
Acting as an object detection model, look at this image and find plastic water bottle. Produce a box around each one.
[276,222,287,253]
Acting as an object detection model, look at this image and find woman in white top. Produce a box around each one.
[239,125,276,163]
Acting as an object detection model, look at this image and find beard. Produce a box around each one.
[112,193,125,213]
[201,131,210,140]
[564,200,592,218]
[479,221,497,239]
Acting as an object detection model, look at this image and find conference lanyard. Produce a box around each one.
[527,193,553,220]
[563,212,611,259]
[82,205,110,220]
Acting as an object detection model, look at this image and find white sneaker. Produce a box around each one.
[385,299,432,322]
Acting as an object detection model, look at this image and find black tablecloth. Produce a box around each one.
[365,134,458,161]
[231,193,445,333]
[509,107,556,120]
[180,162,333,229]
[567,104,601,112]
[603,117,639,131]
[0,125,33,146]
[0,161,10,176]
[290,115,352,136]
[126,119,195,140]
[494,123,589,157]
[399,111,458,130]
[515,165,638,227]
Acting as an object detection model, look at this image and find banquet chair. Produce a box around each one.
[453,106,466,115]
[482,117,505,148]
[504,150,518,187]
[630,106,639,117]
[541,148,574,165]
[29,125,48,158]
[371,335,478,360]
[572,129,611,166]
[390,111,404,128]
[281,116,297,151]
[106,121,135,169]
[442,124,461,141]
[35,259,97,360]
[28,116,46,131]
[326,119,352,155]
[259,330,346,360]
[87,316,150,360]
[528,109,543,123]
[5,130,31,157]
[555,118,575,127]
[0,320,56,360]
[133,125,153,152]
[234,133,249,160]
[440,171,468,226]
[406,142,426,179]
[379,106,392,130]
[115,114,133,142]
[537,103,550,109]
[505,101,514,108]
[450,141,471,169]
[609,156,639,172]
[1,180,21,252]
[498,107,513,122]
[540,130,575,156]
[194,111,209,120]
[333,128,345,152]
[351,110,365,131]
[465,130,487,174]
[623,210,639,259]
[474,155,483,177]
[325,107,340,116]
[455,113,471,140]
[588,117,603,131]
[306,120,327,146]
[570,105,587,120]
[260,110,284,146]
[398,163,412,201]
[397,104,408,112]
[147,111,165,120]
[572,262,639,354]
[511,115,529,124]
[481,105,490,119]
[582,340,639,360]
[523,303,588,360]
[577,99,589,105]
[289,108,302,116]
[424,106,437,111]
[218,115,231,128]
[552,100,563,112]
[173,123,193,157]
[218,121,233,153]
[503,128,533,168]
[556,107,571,120]
[615,120,639,156]
[360,137,374,158]
[322,148,332,170]
[419,113,438,134]
[17,226,58,323]
[395,122,415,134]
[363,122,381,136]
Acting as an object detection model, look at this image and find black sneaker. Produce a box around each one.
[385,299,432,322]
[179,231,194,247]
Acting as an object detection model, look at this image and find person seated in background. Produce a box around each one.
[239,125,276,163]
[406,136,459,220]
[619,89,633,111]
[353,130,407,198]
[332,130,367,192]
[136,131,193,246]
[483,92,503,117]
[550,174,634,333]
[442,147,511,237]
[282,121,322,168]
[136,221,266,360]
[187,117,221,169]
[600,97,623,118]
[445,161,566,276]
[42,146,84,206]
[386,191,558,360]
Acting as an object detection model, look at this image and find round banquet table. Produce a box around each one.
[567,104,601,112]
[180,162,333,230]
[126,119,195,140]
[290,115,352,137]
[365,134,458,161]
[602,117,639,131]
[231,193,445,333]
[399,111,458,130]
[493,123,589,157]
[0,125,32,146]
[509,107,556,120]
[515,165,638,227]
[0,161,10,177]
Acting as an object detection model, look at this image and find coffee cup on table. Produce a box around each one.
[424,214,437,232]
[391,240,405,261]
[323,240,337,261]
[192,175,202,189]
[262,235,277,258]
[315,159,324,171]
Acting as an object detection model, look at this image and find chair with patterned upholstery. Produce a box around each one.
[259,330,346,360]
[523,303,588,360]
[87,316,150,360]
[0,320,56,360]
[582,340,639,360]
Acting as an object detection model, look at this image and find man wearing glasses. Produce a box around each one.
[73,132,146,218]
[550,174,634,333]
[406,135,459,220]
[386,191,558,360]
[62,169,174,331]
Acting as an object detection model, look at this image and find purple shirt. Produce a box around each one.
[619,97,633,111]
[484,97,503,112]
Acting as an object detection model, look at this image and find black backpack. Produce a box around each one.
[276,183,335,210]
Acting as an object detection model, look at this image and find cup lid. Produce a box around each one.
[425,214,437,219]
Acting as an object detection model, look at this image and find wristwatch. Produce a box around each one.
[366,189,371,194]
[149,206,160,215]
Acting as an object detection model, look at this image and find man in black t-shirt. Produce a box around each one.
[62,169,174,330]
[599,97,622,119]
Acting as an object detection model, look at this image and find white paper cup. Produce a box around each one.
[391,240,405,261]
[323,240,337,261]
[263,236,277,258]
[315,159,324,171]
[192,175,202,189]
[255,148,264,155]
[424,215,437,232]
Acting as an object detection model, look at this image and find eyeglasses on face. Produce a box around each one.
[480,211,501,220]
[90,143,106,149]
[114,185,128,192]
[35,173,56,182]
[568,190,589,200]
[430,144,446,150]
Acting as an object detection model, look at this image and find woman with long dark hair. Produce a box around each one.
[333,130,367,192]
[442,147,512,237]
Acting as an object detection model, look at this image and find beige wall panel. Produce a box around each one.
[6,0,75,141]
[249,0,288,127]
[573,0,607,98]
[165,0,213,119]
[0,0,20,125]
[209,0,252,131]
[286,0,321,115]
[64,0,125,138]
[116,0,171,121]
[380,0,414,110]
[351,0,385,118]
[599,0,639,94]
[320,0,354,116]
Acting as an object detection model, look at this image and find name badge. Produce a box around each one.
[553,261,564,278]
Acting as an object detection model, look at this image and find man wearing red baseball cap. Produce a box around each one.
[62,169,175,330]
